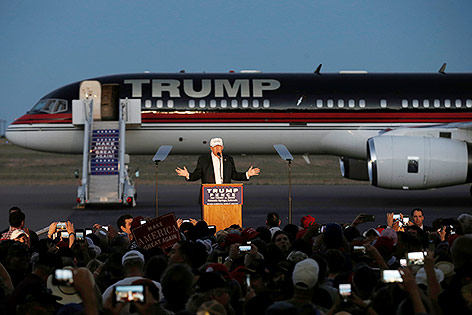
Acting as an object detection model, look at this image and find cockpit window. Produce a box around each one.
[29,99,68,114]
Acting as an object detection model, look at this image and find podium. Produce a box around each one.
[202,184,243,232]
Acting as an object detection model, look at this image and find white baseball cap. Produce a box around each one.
[122,250,145,265]
[292,258,319,289]
[210,138,223,147]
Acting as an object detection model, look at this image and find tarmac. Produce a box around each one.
[1,184,471,233]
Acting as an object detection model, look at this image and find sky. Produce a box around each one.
[1,0,472,128]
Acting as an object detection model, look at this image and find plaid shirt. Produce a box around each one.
[0,226,31,246]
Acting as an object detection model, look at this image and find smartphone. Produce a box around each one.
[381,270,403,283]
[61,231,69,239]
[362,215,375,222]
[353,245,366,254]
[339,283,351,299]
[113,285,145,305]
[57,222,67,230]
[239,245,251,253]
[407,251,425,266]
[208,225,216,234]
[246,274,251,288]
[52,269,74,286]
[75,229,84,241]
[85,228,93,235]
[140,220,147,225]
[400,258,407,267]
[393,214,401,221]
[403,216,410,224]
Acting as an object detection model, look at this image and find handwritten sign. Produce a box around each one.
[132,213,180,250]
[203,185,243,205]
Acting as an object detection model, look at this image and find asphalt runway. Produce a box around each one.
[1,184,471,234]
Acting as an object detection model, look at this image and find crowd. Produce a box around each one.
[0,206,471,315]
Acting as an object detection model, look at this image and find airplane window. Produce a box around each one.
[380,99,387,108]
[316,100,323,108]
[455,99,462,108]
[54,100,68,113]
[242,100,249,108]
[348,99,355,108]
[210,100,217,108]
[412,99,419,108]
[145,100,152,108]
[40,99,57,113]
[252,100,259,108]
[167,100,174,108]
[359,99,366,108]
[423,100,430,108]
[434,99,440,108]
[30,99,49,112]
[263,100,270,108]
[338,100,344,108]
[220,100,227,108]
[231,100,238,108]
[402,99,408,108]
[467,99,472,108]
[327,99,334,108]
[199,100,206,108]
[188,100,195,108]
[156,100,163,108]
[444,99,451,108]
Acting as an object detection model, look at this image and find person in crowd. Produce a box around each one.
[116,214,133,238]
[411,208,433,232]
[102,249,163,314]
[0,208,38,247]
[266,212,281,229]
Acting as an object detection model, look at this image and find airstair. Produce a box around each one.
[73,81,141,207]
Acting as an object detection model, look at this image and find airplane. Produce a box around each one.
[6,65,472,206]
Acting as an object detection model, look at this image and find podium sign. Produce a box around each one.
[132,213,180,250]
[203,185,243,205]
[202,184,243,231]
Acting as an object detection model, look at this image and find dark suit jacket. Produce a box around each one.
[187,153,248,184]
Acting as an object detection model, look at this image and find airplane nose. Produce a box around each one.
[5,123,26,148]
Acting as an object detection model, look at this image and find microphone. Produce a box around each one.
[217,152,223,182]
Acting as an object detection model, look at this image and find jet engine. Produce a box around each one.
[367,136,472,189]
[339,157,369,181]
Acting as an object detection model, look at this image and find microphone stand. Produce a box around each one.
[217,152,223,183]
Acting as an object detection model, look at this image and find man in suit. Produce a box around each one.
[175,137,260,204]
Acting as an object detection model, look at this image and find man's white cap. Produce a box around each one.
[292,258,319,290]
[122,250,145,265]
[210,137,223,147]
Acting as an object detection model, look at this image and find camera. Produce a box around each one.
[75,229,84,241]
[407,251,425,266]
[353,245,366,254]
[381,270,403,283]
[339,283,351,299]
[113,285,145,305]
[52,269,74,286]
[239,245,251,253]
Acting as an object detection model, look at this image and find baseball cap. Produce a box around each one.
[210,137,223,147]
[122,250,145,265]
[292,258,319,289]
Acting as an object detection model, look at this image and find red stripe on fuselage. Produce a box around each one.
[12,111,472,125]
